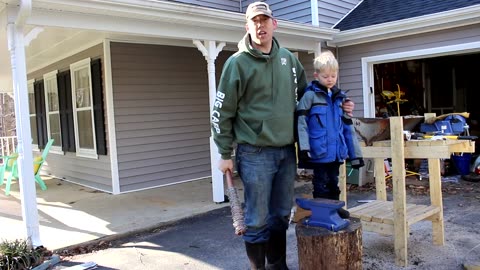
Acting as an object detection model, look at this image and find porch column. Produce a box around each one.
[193,40,226,203]
[7,0,42,247]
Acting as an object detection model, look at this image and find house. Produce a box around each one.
[0,0,353,204]
[2,0,479,247]
[0,0,480,196]
[2,0,479,196]
[332,0,480,128]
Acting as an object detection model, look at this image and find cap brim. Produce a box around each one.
[247,12,273,20]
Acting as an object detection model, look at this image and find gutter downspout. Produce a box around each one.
[7,0,42,247]
[193,39,226,203]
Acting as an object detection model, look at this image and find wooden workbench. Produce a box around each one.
[339,116,475,267]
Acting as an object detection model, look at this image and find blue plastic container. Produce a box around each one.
[452,154,472,175]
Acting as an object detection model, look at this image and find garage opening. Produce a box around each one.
[373,52,480,138]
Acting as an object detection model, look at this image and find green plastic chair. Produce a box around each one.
[0,153,19,186]
[3,139,54,195]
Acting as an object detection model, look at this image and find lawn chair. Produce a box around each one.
[0,153,19,187]
[3,139,54,195]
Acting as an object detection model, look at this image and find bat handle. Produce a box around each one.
[225,170,234,188]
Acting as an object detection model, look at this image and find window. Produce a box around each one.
[27,79,39,150]
[29,57,106,158]
[43,70,63,154]
[70,58,97,159]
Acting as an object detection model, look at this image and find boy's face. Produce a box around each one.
[315,69,338,89]
[245,15,277,50]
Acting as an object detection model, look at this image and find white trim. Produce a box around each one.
[117,176,211,194]
[310,0,319,26]
[332,4,480,47]
[193,39,225,203]
[103,39,120,195]
[24,26,44,47]
[24,0,336,52]
[51,176,113,194]
[70,58,91,70]
[70,57,98,159]
[28,39,104,74]
[29,0,337,37]
[42,69,63,155]
[360,41,480,117]
[27,79,39,151]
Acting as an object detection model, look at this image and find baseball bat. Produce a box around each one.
[225,170,246,235]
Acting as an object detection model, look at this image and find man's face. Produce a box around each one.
[315,69,338,89]
[245,15,277,48]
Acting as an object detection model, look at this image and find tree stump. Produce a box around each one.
[296,217,362,270]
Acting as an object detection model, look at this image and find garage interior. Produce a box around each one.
[373,52,480,140]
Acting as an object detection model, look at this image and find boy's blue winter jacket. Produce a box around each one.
[296,80,362,167]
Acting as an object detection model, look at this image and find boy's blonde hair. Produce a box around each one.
[313,51,338,73]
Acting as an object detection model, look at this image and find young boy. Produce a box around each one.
[296,50,364,218]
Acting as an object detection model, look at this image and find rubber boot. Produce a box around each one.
[266,230,289,270]
[245,242,266,270]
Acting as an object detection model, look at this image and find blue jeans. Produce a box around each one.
[236,143,296,244]
[312,162,341,198]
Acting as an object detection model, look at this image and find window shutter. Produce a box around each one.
[91,58,107,155]
[57,70,76,152]
[34,80,47,149]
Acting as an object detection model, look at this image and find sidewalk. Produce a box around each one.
[0,176,227,250]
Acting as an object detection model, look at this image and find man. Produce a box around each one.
[211,2,354,269]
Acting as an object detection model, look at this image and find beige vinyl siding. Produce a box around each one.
[169,0,240,11]
[318,0,360,28]
[111,42,233,192]
[298,51,315,82]
[28,43,113,192]
[242,0,312,23]
[337,24,480,116]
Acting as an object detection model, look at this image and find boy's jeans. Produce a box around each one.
[236,143,296,244]
[312,162,341,198]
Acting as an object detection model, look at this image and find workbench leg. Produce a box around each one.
[390,117,408,267]
[339,161,347,208]
[374,158,387,201]
[428,158,445,246]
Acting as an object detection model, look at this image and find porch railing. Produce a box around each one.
[0,136,17,164]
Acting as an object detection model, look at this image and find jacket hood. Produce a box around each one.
[238,33,279,59]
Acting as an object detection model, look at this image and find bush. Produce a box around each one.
[0,239,43,270]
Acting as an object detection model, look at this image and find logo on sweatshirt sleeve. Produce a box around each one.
[281,58,287,66]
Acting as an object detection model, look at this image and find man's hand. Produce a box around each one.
[218,159,234,174]
[342,99,355,117]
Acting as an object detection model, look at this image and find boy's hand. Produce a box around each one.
[342,99,355,117]
[350,158,365,169]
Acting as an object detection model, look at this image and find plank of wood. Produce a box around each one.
[374,158,387,201]
[339,161,347,207]
[390,117,408,267]
[406,205,440,226]
[428,158,445,246]
[361,221,394,235]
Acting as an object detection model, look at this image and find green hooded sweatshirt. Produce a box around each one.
[212,34,307,159]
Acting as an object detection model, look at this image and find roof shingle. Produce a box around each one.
[335,0,480,31]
